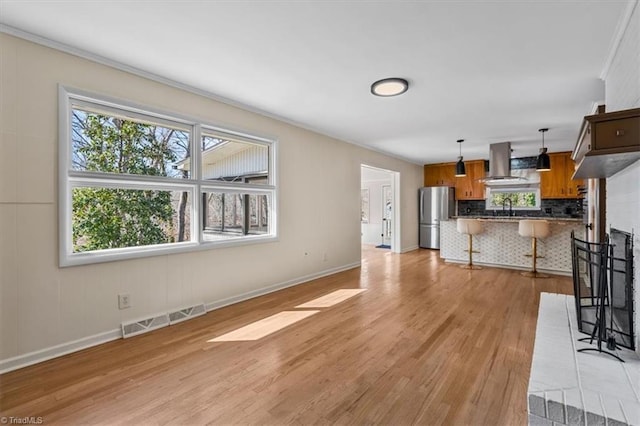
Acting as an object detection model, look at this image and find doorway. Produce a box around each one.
[360,165,400,253]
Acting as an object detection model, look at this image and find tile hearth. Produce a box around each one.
[529,293,640,426]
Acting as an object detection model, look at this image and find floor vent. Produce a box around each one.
[168,304,206,325]
[121,314,170,339]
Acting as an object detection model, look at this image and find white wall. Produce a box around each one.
[0,33,423,369]
[603,1,640,353]
[605,2,640,112]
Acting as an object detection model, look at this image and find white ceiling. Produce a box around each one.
[0,1,633,165]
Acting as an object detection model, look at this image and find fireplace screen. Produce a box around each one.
[571,229,635,350]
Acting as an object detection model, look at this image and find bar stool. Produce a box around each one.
[456,218,483,269]
[518,220,550,278]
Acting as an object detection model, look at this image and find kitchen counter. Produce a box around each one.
[440,219,585,274]
[452,215,583,223]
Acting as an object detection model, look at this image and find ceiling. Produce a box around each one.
[0,1,633,165]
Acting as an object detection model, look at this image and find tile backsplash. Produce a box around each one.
[458,198,584,218]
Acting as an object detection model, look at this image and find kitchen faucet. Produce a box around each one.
[503,197,513,217]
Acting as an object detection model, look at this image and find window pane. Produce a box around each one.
[71,108,191,178]
[200,134,269,184]
[248,193,269,234]
[72,187,191,252]
[202,191,270,241]
[488,191,537,208]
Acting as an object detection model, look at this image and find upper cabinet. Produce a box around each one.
[427,153,585,201]
[573,108,640,179]
[424,163,455,187]
[565,154,584,197]
[424,161,485,200]
[540,152,583,199]
[455,160,486,200]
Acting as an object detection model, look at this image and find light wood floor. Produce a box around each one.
[0,246,572,425]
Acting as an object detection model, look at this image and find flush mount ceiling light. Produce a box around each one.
[370,78,409,97]
[536,128,551,172]
[455,139,466,177]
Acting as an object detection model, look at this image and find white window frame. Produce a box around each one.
[59,86,277,267]
[485,186,541,211]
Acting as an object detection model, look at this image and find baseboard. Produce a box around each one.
[0,328,121,374]
[0,261,361,374]
[205,261,362,312]
[400,245,419,253]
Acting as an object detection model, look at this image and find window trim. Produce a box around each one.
[59,85,278,267]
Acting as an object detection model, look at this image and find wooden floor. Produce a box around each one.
[0,246,572,425]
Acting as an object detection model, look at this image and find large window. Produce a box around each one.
[60,87,277,266]
[485,186,540,210]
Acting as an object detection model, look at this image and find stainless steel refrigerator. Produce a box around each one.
[419,187,455,249]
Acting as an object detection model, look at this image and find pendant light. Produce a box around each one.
[536,128,551,172]
[455,139,466,177]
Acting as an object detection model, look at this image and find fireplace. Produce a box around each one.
[571,229,635,351]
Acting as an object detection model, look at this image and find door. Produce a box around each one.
[362,164,401,253]
[565,154,583,198]
[455,160,485,200]
[420,187,443,224]
[382,185,392,246]
[424,164,455,186]
[540,153,567,198]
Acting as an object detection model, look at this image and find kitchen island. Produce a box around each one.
[440,217,585,275]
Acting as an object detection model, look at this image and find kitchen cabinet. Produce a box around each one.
[565,154,584,197]
[424,163,455,187]
[540,152,583,199]
[455,160,486,200]
[573,107,640,179]
[540,153,567,198]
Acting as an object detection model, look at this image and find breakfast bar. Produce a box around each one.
[440,217,585,274]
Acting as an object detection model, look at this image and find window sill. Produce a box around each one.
[60,235,278,267]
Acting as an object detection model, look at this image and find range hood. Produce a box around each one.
[480,142,527,184]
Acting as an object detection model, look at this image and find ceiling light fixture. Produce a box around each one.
[536,128,551,172]
[371,78,409,97]
[455,139,466,177]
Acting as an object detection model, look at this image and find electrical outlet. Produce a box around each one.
[118,294,131,310]
[323,252,328,262]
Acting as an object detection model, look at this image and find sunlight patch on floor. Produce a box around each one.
[295,289,367,308]
[208,311,320,342]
